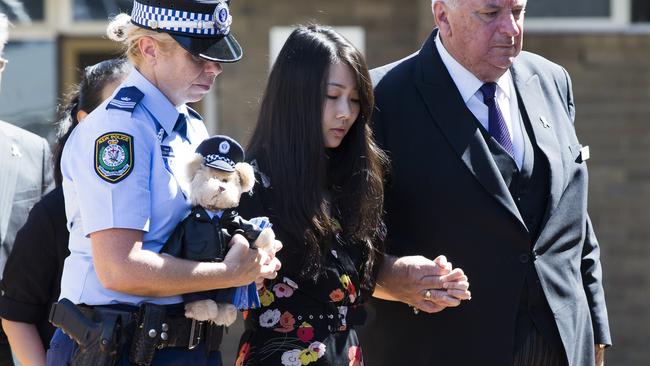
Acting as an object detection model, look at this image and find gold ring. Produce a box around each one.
[424,289,432,300]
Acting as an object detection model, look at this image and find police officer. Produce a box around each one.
[47,1,281,365]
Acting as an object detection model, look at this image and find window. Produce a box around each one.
[72,0,132,21]
[0,41,57,139]
[526,0,610,18]
[0,0,45,23]
[524,0,650,31]
[632,0,650,23]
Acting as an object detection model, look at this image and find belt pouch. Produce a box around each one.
[129,303,167,366]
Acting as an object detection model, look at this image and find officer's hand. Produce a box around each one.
[223,234,281,287]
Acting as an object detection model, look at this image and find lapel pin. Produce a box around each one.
[540,116,551,128]
[580,145,590,161]
[10,144,22,157]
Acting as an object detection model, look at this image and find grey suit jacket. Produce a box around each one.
[0,120,53,277]
[360,30,611,366]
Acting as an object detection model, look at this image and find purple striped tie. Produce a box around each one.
[480,82,514,157]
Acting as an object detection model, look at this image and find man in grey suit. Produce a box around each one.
[361,0,611,365]
[0,12,53,365]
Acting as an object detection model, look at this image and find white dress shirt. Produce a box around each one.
[435,33,524,169]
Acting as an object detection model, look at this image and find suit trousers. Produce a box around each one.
[514,325,567,366]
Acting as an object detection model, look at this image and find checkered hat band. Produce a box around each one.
[204,154,235,168]
[131,1,231,36]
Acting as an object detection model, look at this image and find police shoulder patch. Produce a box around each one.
[106,86,144,113]
[95,132,134,183]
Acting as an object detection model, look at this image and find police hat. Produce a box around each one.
[130,0,242,62]
[195,135,244,172]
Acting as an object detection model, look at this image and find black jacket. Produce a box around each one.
[359,30,610,366]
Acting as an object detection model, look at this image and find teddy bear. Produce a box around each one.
[161,135,275,326]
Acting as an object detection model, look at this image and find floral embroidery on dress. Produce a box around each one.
[309,341,327,357]
[339,274,358,303]
[281,349,302,366]
[259,309,281,328]
[273,283,294,298]
[329,288,345,302]
[299,348,319,364]
[279,342,327,366]
[274,311,296,333]
[297,321,314,342]
[259,286,275,306]
[283,276,299,289]
[348,345,363,366]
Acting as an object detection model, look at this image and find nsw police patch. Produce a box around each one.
[94,132,134,183]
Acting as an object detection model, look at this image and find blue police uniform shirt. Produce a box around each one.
[59,68,209,306]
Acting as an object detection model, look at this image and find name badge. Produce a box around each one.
[161,145,175,158]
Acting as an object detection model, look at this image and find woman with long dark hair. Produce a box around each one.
[235,25,470,366]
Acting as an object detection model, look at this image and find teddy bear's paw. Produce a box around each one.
[185,300,220,321]
[254,227,276,253]
[210,303,238,326]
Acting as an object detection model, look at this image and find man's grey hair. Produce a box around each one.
[0,13,8,54]
[433,0,458,7]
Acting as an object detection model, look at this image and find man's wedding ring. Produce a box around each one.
[424,289,432,300]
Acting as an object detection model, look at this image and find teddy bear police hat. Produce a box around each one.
[195,135,244,172]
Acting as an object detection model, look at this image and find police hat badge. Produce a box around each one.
[195,135,245,172]
[130,0,242,62]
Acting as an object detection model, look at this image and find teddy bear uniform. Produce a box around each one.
[162,206,263,305]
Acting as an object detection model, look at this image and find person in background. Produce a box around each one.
[234,25,470,365]
[360,0,611,365]
[46,1,280,364]
[0,58,130,366]
[0,12,53,366]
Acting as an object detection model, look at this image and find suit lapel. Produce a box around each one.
[511,63,564,224]
[414,31,525,228]
[0,130,20,243]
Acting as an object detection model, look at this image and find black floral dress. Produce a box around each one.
[235,165,368,366]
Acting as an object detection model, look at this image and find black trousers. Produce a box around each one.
[514,325,567,366]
